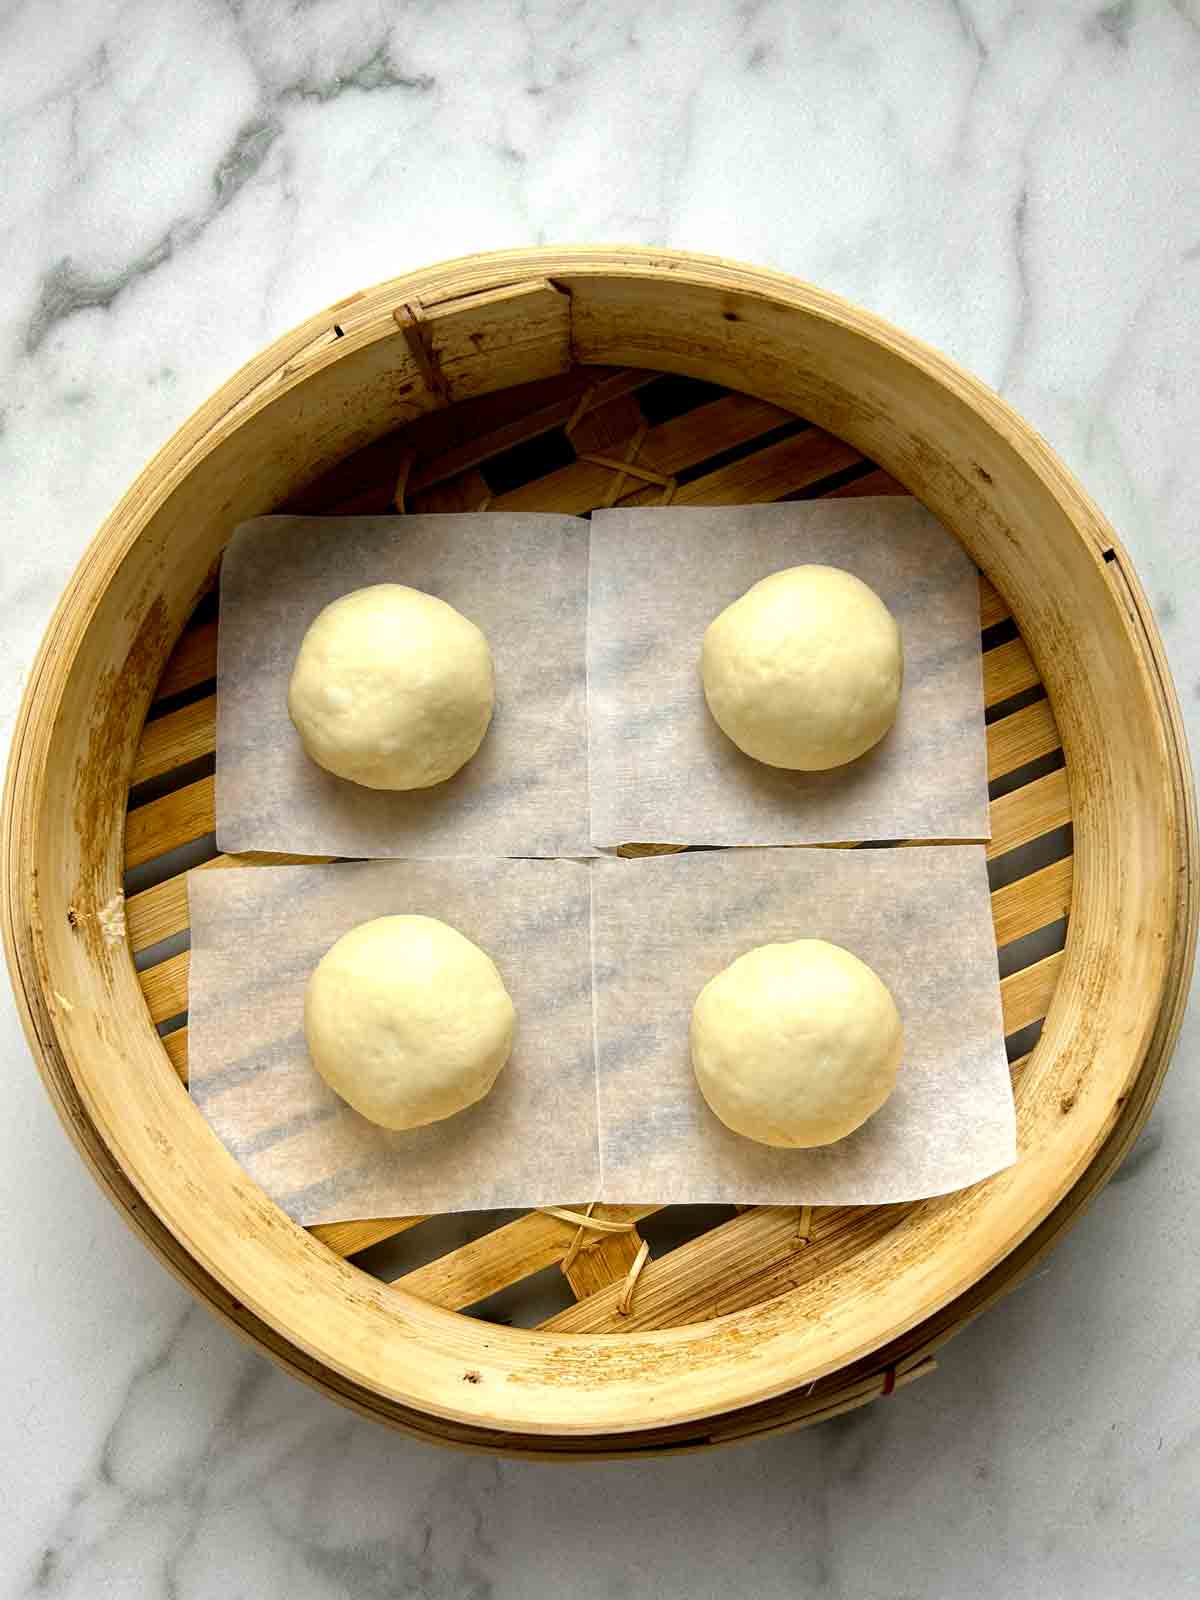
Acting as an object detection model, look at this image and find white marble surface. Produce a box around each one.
[2,1,1198,1594]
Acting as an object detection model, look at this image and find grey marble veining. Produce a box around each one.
[2,1,1198,1595]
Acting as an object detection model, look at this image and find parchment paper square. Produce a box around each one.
[216,513,590,858]
[187,860,599,1223]
[591,847,1015,1204]
[588,500,989,847]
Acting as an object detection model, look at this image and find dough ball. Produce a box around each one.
[288,583,494,790]
[690,939,902,1148]
[304,915,515,1131]
[701,565,902,771]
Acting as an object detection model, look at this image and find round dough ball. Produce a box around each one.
[701,565,902,771]
[304,915,515,1131]
[288,584,494,790]
[690,939,902,1148]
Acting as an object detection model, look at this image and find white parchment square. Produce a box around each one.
[591,846,1015,1205]
[216,513,590,858]
[588,500,989,847]
[187,860,599,1223]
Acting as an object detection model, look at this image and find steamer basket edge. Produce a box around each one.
[2,246,1195,1447]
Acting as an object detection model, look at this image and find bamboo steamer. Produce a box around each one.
[2,247,1195,1457]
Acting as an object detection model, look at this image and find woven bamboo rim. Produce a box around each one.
[2,247,1195,1453]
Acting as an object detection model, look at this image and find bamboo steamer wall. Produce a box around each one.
[2,248,1195,1451]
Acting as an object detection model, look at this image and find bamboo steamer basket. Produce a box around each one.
[3,247,1195,1458]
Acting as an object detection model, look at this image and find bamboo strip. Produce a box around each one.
[987,699,1060,781]
[538,1206,636,1234]
[153,619,218,702]
[987,768,1071,859]
[599,421,650,507]
[131,697,216,787]
[139,951,188,1023]
[581,450,672,490]
[622,427,862,508]
[979,576,1008,630]
[162,1027,188,1080]
[409,468,491,516]
[125,776,215,870]
[391,447,417,513]
[1000,949,1066,1035]
[616,1239,651,1315]
[983,636,1039,708]
[992,857,1073,947]
[619,394,797,477]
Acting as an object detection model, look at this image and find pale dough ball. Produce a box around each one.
[304,915,515,1131]
[690,939,902,1148]
[288,584,494,790]
[701,565,902,771]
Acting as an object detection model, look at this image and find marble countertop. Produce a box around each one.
[2,2,1198,1595]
